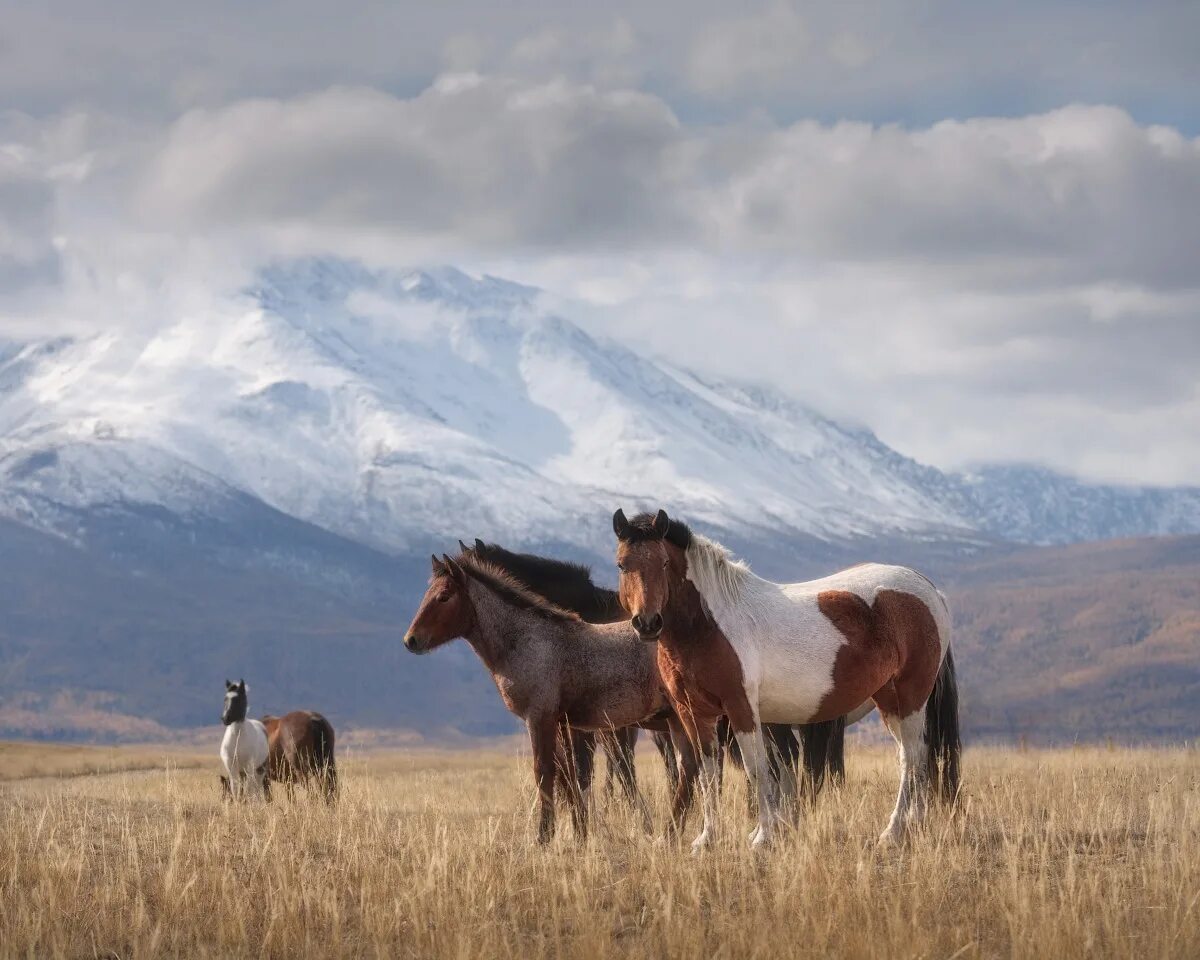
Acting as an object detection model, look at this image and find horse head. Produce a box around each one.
[221,679,248,725]
[404,554,476,654]
[612,508,691,641]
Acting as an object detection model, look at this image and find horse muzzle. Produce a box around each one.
[631,612,663,642]
[403,634,427,654]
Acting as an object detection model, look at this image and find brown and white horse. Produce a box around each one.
[613,509,960,850]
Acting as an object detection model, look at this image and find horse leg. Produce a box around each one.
[829,714,847,786]
[715,715,739,790]
[528,714,559,844]
[557,725,593,840]
[598,729,618,798]
[878,704,930,846]
[651,731,678,793]
[688,715,722,854]
[611,727,652,833]
[733,716,782,849]
[662,717,698,839]
[766,723,799,818]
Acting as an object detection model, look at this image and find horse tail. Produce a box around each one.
[311,714,338,802]
[798,715,847,798]
[924,646,961,802]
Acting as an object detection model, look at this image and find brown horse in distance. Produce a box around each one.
[262,711,338,803]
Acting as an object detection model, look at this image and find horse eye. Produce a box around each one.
[616,562,626,573]
[662,558,668,568]
[437,592,451,603]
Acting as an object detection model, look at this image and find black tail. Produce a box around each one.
[311,715,338,803]
[797,716,846,800]
[925,648,961,802]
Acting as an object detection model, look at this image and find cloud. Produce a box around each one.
[1,3,1198,488]
[136,79,694,249]
[3,2,1198,130]
[133,82,1200,296]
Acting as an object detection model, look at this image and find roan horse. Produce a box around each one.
[613,509,960,850]
[469,539,848,804]
[262,711,338,803]
[404,551,695,842]
[219,679,270,801]
[464,539,641,803]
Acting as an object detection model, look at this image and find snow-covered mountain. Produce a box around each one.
[1,258,1198,563]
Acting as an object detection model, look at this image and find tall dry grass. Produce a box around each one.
[1,742,1197,958]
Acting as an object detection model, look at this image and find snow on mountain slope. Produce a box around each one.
[0,258,1197,557]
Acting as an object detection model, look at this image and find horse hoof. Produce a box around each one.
[690,831,712,855]
[749,827,772,851]
[876,829,903,848]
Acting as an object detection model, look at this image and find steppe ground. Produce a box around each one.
[1,740,1197,959]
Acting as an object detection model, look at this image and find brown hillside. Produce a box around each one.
[938,535,1200,741]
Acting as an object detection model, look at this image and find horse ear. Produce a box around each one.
[458,539,470,555]
[444,554,466,583]
[225,679,232,690]
[475,538,486,552]
[653,509,670,538]
[613,509,630,540]
[431,553,446,574]
[238,679,245,691]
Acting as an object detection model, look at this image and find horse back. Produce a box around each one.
[267,710,336,776]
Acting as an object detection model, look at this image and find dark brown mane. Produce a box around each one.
[622,512,692,549]
[456,552,582,623]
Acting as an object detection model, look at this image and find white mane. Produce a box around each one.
[685,533,754,608]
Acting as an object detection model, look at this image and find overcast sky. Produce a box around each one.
[2,1,1198,485]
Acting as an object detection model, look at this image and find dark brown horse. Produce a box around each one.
[262,711,338,803]
[404,551,697,843]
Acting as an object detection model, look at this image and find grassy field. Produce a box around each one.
[1,740,1197,959]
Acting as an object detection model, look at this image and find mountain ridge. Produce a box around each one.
[2,257,1198,561]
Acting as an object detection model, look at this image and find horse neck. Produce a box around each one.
[660,552,717,643]
[462,580,529,672]
[682,537,760,628]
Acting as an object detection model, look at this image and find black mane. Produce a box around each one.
[622,513,692,550]
[456,552,582,623]
[469,540,624,624]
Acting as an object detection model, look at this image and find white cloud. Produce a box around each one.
[131,85,1199,296]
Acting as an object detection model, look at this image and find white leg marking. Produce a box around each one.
[691,751,722,854]
[734,726,779,849]
[879,707,929,846]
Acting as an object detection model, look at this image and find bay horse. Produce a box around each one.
[612,509,960,850]
[219,680,270,802]
[262,711,338,803]
[468,539,846,804]
[404,551,697,843]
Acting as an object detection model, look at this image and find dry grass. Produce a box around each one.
[1,742,1198,959]
[0,740,210,781]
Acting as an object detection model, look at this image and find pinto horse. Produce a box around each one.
[613,509,960,850]
[262,711,337,803]
[404,551,696,843]
[219,680,270,802]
